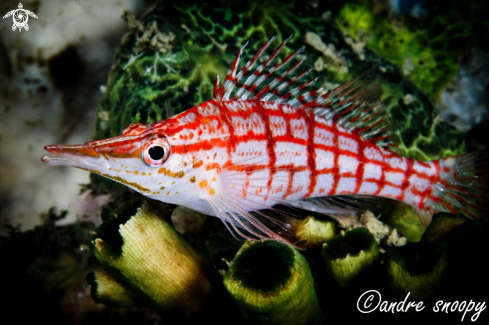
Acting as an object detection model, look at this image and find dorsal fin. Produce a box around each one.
[311,68,396,149]
[213,37,396,149]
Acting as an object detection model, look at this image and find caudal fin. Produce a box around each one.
[432,151,489,220]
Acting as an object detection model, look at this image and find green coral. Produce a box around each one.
[333,0,489,160]
[381,200,425,242]
[322,228,380,289]
[335,0,489,100]
[333,0,489,159]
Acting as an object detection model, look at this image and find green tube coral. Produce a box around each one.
[388,242,448,300]
[224,240,325,325]
[295,216,337,249]
[322,228,379,289]
[89,201,220,320]
[421,212,469,243]
[87,262,136,308]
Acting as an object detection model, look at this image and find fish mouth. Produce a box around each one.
[41,144,151,193]
[41,144,101,170]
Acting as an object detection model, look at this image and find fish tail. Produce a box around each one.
[429,151,489,222]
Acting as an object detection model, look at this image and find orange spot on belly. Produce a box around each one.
[206,162,221,172]
[209,188,215,195]
[199,180,208,188]
[193,160,203,168]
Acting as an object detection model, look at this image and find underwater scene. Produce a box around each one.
[1,0,489,323]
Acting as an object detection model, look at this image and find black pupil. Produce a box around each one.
[148,146,164,160]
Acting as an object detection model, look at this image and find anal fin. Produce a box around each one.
[287,199,362,227]
[288,194,388,227]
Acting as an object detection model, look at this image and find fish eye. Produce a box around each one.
[148,146,164,160]
[141,138,170,167]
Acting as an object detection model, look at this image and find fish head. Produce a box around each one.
[41,121,209,209]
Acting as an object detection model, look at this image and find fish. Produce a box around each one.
[42,36,488,246]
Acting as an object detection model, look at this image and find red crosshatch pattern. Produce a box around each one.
[164,99,441,214]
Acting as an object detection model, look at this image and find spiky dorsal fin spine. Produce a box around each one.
[313,68,397,149]
[214,37,396,149]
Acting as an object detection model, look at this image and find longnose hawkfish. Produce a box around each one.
[42,36,488,246]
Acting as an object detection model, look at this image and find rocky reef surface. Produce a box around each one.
[0,0,145,233]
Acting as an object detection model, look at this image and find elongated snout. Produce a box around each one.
[41,144,100,169]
